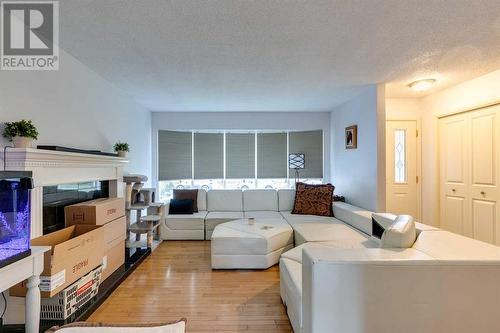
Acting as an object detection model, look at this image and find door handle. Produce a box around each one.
[480,191,486,195]
[452,188,456,192]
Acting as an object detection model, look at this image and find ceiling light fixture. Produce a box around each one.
[408,79,436,92]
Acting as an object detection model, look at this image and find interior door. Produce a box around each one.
[386,120,419,219]
[469,106,499,244]
[439,113,470,236]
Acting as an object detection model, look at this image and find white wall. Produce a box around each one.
[151,111,331,185]
[386,98,421,120]
[0,49,152,178]
[418,69,500,227]
[330,85,385,211]
[0,49,152,325]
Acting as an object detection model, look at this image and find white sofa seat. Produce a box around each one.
[292,219,369,245]
[165,211,208,230]
[211,219,293,269]
[204,211,244,239]
[280,211,334,225]
[412,230,500,260]
[279,258,302,333]
[160,210,207,240]
[161,189,208,240]
[280,211,368,245]
[281,239,379,264]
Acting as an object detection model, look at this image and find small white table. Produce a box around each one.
[0,246,50,333]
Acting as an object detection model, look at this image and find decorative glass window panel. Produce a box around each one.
[394,129,406,183]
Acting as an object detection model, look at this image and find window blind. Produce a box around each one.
[257,132,287,178]
[194,132,224,179]
[226,133,255,179]
[289,130,323,178]
[158,130,192,180]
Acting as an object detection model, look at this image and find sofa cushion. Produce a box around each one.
[243,189,278,211]
[412,230,500,260]
[282,238,379,264]
[204,211,244,230]
[292,221,371,246]
[165,211,207,230]
[207,190,243,211]
[278,189,296,211]
[292,182,334,217]
[380,215,417,248]
[244,211,283,219]
[281,211,336,225]
[332,202,372,235]
[173,189,199,212]
[279,258,302,333]
[197,189,207,211]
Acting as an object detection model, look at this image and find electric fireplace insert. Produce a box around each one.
[0,171,33,269]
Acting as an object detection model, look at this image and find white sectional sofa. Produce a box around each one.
[161,189,500,333]
[280,202,500,333]
[161,189,296,240]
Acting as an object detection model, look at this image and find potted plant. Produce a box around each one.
[114,142,130,157]
[3,120,39,148]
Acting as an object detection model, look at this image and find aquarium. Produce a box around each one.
[0,171,33,269]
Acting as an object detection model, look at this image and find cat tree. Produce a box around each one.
[123,174,165,251]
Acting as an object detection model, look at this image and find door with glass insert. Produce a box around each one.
[386,120,419,219]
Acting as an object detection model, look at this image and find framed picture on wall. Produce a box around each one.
[345,125,357,149]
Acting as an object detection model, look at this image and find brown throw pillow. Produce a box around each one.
[292,182,335,217]
[173,189,199,212]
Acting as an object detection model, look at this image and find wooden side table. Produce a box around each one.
[0,246,50,333]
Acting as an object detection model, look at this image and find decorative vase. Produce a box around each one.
[12,136,33,148]
[117,150,127,157]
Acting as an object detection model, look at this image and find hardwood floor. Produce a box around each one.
[88,241,293,332]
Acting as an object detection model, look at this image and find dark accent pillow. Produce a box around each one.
[169,199,194,215]
[173,189,199,212]
[292,182,335,217]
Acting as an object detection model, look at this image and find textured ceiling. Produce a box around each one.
[60,0,500,111]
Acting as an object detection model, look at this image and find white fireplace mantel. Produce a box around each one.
[0,148,128,238]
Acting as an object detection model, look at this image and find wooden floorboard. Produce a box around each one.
[88,241,293,333]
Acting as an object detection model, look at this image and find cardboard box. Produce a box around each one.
[65,197,125,226]
[101,240,125,281]
[10,225,104,298]
[103,216,126,251]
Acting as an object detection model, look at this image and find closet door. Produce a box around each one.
[469,106,499,244]
[439,113,470,236]
[439,105,500,245]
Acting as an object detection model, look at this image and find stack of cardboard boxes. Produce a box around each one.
[65,197,126,281]
[11,197,126,304]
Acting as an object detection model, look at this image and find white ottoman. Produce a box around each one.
[211,218,294,269]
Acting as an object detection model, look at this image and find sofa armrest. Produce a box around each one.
[302,247,500,333]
